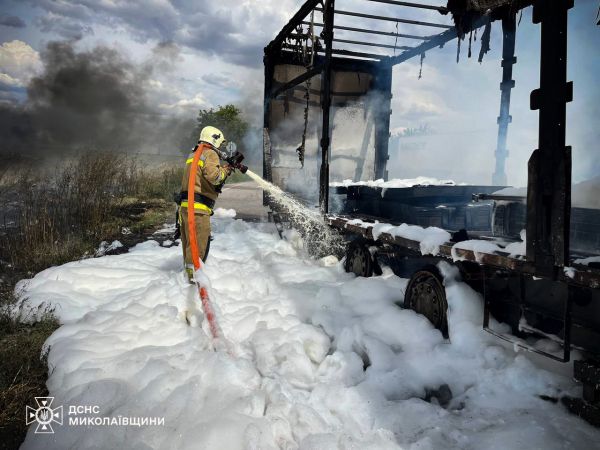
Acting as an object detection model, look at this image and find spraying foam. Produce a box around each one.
[245,169,344,257]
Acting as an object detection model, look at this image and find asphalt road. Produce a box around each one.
[215,182,270,222]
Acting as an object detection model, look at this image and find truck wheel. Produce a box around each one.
[405,266,449,338]
[344,240,375,277]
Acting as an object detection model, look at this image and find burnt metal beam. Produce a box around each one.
[387,27,457,65]
[386,14,491,66]
[275,49,381,73]
[365,0,448,14]
[314,7,452,29]
[266,0,321,54]
[303,21,433,40]
[281,43,386,60]
[473,193,525,203]
[326,215,600,289]
[334,37,411,50]
[319,0,335,213]
[526,0,574,275]
[331,48,387,60]
[492,13,517,186]
[270,65,322,98]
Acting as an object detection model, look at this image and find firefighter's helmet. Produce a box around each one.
[198,126,226,149]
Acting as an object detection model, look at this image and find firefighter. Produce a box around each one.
[179,126,232,282]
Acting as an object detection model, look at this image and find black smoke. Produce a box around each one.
[0,41,194,158]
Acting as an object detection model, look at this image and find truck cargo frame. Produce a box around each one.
[263,0,600,426]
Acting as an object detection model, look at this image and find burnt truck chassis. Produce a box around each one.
[263,0,600,426]
[328,212,600,425]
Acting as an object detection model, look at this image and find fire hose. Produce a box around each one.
[186,143,222,340]
[186,145,247,346]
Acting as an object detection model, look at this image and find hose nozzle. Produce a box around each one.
[226,151,248,174]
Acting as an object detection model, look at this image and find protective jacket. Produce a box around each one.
[180,145,228,215]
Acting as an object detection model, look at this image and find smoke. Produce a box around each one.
[0,40,194,158]
[265,75,387,205]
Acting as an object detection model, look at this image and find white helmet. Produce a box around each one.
[199,126,226,149]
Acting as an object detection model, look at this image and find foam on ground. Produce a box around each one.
[15,216,599,449]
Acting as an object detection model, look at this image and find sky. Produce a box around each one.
[0,0,301,116]
[0,0,598,185]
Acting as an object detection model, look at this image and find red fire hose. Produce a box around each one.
[187,143,221,340]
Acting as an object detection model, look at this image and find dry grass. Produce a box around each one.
[0,288,59,450]
[0,153,182,272]
[0,153,182,449]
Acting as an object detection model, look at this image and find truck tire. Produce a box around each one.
[344,239,375,277]
[405,266,449,338]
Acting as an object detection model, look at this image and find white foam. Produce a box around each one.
[15,217,598,449]
[344,218,451,256]
[213,208,237,218]
[331,177,461,189]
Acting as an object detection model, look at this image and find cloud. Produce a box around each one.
[0,73,23,89]
[23,0,299,67]
[201,73,238,91]
[160,93,210,111]
[35,12,94,40]
[0,40,42,89]
[0,14,26,28]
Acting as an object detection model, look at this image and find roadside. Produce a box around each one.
[0,154,180,450]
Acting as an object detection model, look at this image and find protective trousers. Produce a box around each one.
[180,208,211,264]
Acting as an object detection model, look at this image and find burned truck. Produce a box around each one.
[262,0,600,426]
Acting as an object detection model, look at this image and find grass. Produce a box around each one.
[0,286,59,450]
[0,154,182,273]
[0,153,181,449]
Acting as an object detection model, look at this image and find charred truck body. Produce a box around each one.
[263,0,600,426]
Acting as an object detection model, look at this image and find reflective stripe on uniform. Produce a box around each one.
[186,158,205,167]
[215,169,225,184]
[180,201,212,214]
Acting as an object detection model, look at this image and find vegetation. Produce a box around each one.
[0,153,180,448]
[0,288,58,450]
[190,104,250,152]
[0,153,179,272]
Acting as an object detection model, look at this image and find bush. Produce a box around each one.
[134,165,182,201]
[0,153,181,272]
